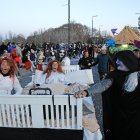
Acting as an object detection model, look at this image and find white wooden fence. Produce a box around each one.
[0,95,82,130]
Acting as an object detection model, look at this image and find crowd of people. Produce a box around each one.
[0,41,108,75]
[0,40,140,140]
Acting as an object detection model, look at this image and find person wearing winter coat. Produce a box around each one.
[0,42,8,56]
[92,47,113,80]
[78,51,94,70]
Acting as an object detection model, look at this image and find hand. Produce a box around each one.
[88,63,91,66]
[74,90,88,98]
[64,87,70,93]
[80,65,84,68]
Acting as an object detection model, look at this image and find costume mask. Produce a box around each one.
[116,58,129,71]
[52,62,58,72]
[0,60,10,74]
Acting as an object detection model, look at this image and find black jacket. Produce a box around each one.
[102,71,140,140]
[78,57,94,69]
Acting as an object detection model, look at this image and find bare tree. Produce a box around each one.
[8,31,13,42]
[0,35,3,42]
[4,22,99,45]
[12,34,26,44]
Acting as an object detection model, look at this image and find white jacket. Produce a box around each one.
[0,74,23,95]
[37,71,70,85]
[61,56,70,66]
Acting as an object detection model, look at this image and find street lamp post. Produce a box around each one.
[98,25,103,44]
[136,13,140,29]
[99,25,103,37]
[68,0,70,45]
[92,15,98,37]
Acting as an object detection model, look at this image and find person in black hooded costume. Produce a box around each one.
[74,50,140,140]
[102,50,140,140]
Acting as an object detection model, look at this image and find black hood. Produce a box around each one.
[114,50,139,72]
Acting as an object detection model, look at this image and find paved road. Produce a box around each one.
[18,68,32,88]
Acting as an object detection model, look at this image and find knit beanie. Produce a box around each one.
[115,50,138,72]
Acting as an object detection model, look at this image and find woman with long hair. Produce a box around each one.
[37,60,70,85]
[0,57,23,95]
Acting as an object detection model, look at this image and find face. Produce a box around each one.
[59,51,65,58]
[52,62,59,72]
[101,49,107,54]
[134,51,140,58]
[116,58,129,71]
[84,52,89,57]
[0,60,10,74]
[94,47,98,52]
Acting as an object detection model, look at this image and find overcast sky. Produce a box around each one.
[0,0,140,38]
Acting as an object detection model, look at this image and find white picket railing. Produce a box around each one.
[0,95,82,130]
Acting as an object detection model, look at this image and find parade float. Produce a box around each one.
[109,26,140,54]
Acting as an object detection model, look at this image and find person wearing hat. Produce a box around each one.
[74,50,140,140]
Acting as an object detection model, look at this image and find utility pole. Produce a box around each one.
[92,15,98,37]
[40,29,43,47]
[136,13,140,29]
[68,0,70,45]
[99,25,103,37]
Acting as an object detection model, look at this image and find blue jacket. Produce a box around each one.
[93,54,112,73]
